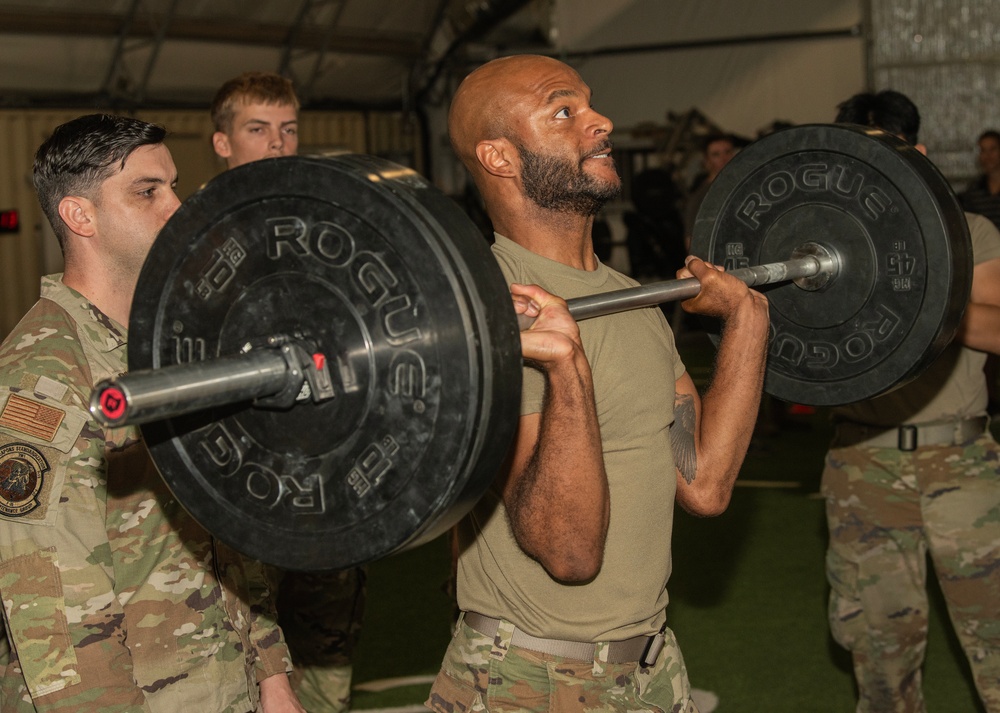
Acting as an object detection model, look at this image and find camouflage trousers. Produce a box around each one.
[822,433,1000,713]
[425,614,700,713]
[276,566,367,713]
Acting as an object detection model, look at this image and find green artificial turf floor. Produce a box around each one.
[347,331,988,712]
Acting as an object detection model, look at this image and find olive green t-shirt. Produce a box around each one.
[835,212,1000,426]
[456,235,687,642]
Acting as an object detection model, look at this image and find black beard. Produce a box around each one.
[517,142,621,216]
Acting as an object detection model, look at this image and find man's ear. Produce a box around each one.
[476,139,517,178]
[212,131,232,159]
[57,196,96,238]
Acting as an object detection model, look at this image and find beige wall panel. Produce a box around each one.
[366,112,423,170]
[298,112,368,155]
[0,109,84,338]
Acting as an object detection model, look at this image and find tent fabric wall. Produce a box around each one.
[553,0,866,137]
[554,0,861,48]
[571,37,866,140]
[542,0,997,181]
[870,0,1000,184]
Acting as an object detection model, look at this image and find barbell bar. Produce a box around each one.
[93,243,838,428]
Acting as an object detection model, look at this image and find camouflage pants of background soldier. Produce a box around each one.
[822,433,1000,713]
[425,615,700,713]
[277,566,367,712]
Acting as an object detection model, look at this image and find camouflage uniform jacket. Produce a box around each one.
[0,276,292,712]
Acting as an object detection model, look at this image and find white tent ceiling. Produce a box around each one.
[0,0,542,109]
[0,0,867,120]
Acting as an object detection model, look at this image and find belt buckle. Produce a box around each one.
[898,424,917,451]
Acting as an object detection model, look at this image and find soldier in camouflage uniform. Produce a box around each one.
[0,114,304,712]
[211,72,367,713]
[426,55,771,712]
[822,91,1000,712]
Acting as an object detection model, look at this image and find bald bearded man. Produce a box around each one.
[426,55,770,713]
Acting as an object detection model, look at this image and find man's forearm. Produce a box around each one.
[957,303,1000,354]
[687,296,769,513]
[259,673,305,713]
[508,354,609,582]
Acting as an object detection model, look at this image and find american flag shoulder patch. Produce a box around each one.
[0,394,66,442]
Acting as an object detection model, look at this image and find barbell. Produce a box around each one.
[90,124,971,571]
[96,243,837,427]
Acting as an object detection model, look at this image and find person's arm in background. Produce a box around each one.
[213,544,303,712]
[956,255,1000,354]
[259,674,306,713]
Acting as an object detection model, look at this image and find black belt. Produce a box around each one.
[463,612,659,665]
[832,416,988,451]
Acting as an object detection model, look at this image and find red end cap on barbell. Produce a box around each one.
[97,385,127,422]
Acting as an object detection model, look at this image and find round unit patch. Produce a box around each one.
[0,444,49,516]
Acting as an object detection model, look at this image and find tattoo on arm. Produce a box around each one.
[670,392,697,484]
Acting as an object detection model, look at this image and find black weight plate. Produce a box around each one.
[129,155,522,571]
[691,124,971,406]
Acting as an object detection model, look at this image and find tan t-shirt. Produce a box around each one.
[835,212,1000,426]
[455,235,687,642]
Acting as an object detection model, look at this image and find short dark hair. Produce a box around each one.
[210,72,300,133]
[978,129,1000,145]
[33,114,167,249]
[834,90,920,145]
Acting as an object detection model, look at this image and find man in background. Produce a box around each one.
[960,129,1000,230]
[682,132,736,250]
[823,90,1000,712]
[211,71,367,713]
[212,70,300,168]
